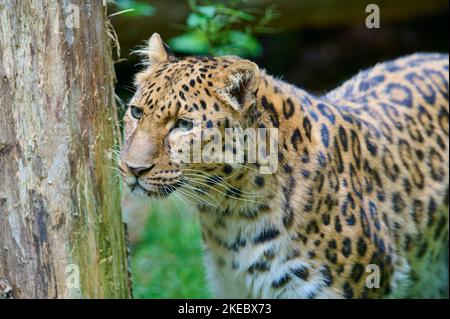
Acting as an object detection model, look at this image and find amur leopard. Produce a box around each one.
[119,33,449,298]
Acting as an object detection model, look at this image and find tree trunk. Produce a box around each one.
[0,1,131,298]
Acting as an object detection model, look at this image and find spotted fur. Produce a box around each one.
[120,34,449,298]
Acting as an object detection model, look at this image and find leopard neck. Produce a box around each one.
[251,71,319,134]
[196,71,328,244]
[195,71,326,210]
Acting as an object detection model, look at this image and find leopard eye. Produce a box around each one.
[130,106,143,120]
[175,118,193,131]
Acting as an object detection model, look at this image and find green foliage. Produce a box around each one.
[131,200,211,298]
[113,0,155,17]
[168,0,280,57]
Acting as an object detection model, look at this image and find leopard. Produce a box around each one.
[119,33,449,298]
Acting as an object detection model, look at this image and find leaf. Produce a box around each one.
[168,32,210,55]
[115,0,155,17]
[197,5,216,18]
[217,7,255,22]
[187,13,208,29]
[166,0,278,58]
[132,3,155,16]
[226,31,262,57]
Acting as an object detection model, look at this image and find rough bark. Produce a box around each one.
[0,1,131,298]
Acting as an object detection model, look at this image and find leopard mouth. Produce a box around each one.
[129,182,180,198]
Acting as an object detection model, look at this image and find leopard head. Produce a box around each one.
[119,33,261,197]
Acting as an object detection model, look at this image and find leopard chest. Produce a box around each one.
[198,210,327,298]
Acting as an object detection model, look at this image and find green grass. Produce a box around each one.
[130,200,211,298]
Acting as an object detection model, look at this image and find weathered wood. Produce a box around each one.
[0,1,131,298]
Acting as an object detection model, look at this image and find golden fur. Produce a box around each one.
[120,34,449,298]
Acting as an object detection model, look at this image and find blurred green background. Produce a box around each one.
[128,199,210,298]
[110,0,449,298]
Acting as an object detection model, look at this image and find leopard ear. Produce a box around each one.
[145,33,175,65]
[215,60,260,112]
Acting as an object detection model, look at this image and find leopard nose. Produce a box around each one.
[126,164,153,177]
